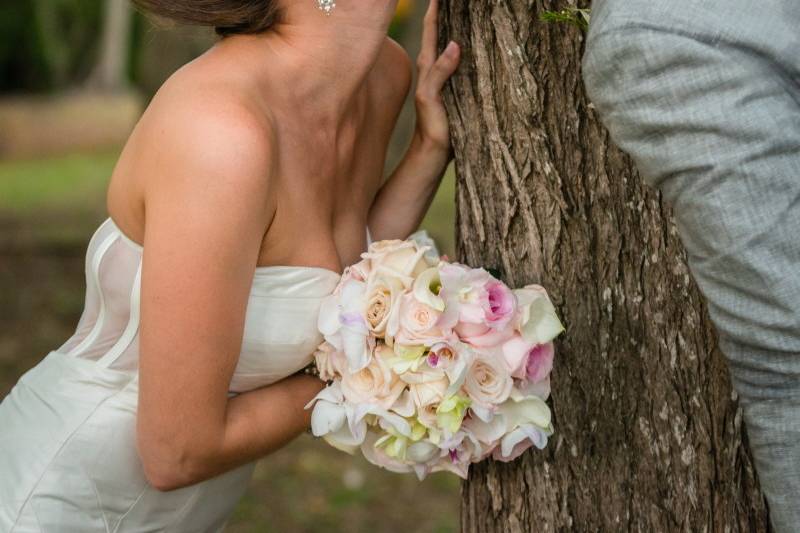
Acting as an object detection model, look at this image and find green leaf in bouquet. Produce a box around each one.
[436,394,472,434]
[375,430,409,460]
[388,344,428,373]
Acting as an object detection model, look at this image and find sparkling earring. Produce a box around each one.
[316,0,336,15]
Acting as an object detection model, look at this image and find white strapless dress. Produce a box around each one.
[0,217,364,532]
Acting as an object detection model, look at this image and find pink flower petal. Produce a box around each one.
[526,342,554,383]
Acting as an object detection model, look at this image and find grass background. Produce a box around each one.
[0,148,459,533]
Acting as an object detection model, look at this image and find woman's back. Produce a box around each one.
[106,31,411,273]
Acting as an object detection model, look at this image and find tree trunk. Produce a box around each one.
[439,1,770,531]
[87,0,133,91]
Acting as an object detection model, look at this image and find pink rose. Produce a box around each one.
[501,335,554,383]
[524,343,554,383]
[438,265,517,334]
[454,321,515,348]
[484,280,516,329]
[438,264,492,328]
[454,322,488,338]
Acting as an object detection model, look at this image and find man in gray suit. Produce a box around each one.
[581,0,799,530]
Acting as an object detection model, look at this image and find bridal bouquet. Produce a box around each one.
[304,232,564,480]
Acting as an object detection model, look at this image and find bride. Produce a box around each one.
[0,0,460,531]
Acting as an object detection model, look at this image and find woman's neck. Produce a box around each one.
[216,1,398,129]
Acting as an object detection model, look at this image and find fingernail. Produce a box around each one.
[445,41,458,56]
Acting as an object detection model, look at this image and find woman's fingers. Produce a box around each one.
[417,0,439,72]
[413,0,460,151]
[417,41,461,102]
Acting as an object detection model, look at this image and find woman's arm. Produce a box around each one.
[133,84,325,492]
[368,0,461,241]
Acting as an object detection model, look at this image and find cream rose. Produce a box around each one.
[364,276,404,338]
[409,375,449,410]
[464,351,513,406]
[394,293,446,346]
[313,341,346,381]
[395,365,448,428]
[363,240,430,289]
[424,340,476,397]
[416,402,440,429]
[340,344,405,408]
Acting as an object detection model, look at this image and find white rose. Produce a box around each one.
[513,285,564,344]
[363,240,430,289]
[334,258,372,295]
[405,367,449,428]
[407,229,442,266]
[409,375,449,410]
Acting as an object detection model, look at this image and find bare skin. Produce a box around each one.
[106,0,460,491]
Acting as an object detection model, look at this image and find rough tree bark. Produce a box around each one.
[439,1,770,531]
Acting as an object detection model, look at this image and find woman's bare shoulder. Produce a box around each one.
[113,61,279,234]
[133,62,277,187]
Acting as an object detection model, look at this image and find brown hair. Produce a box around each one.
[131,0,282,37]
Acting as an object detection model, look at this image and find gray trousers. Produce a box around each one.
[582,0,800,530]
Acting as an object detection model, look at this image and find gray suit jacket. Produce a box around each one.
[582,1,800,530]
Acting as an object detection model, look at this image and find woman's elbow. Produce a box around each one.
[142,466,187,492]
[141,461,196,492]
[137,432,211,492]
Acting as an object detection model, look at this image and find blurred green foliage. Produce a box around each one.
[0,0,104,92]
[0,149,455,258]
[0,2,415,95]
[0,150,117,214]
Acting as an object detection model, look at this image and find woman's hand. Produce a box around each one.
[412,0,461,158]
[366,0,461,242]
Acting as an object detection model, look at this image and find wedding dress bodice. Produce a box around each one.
[0,216,366,533]
[57,216,344,391]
